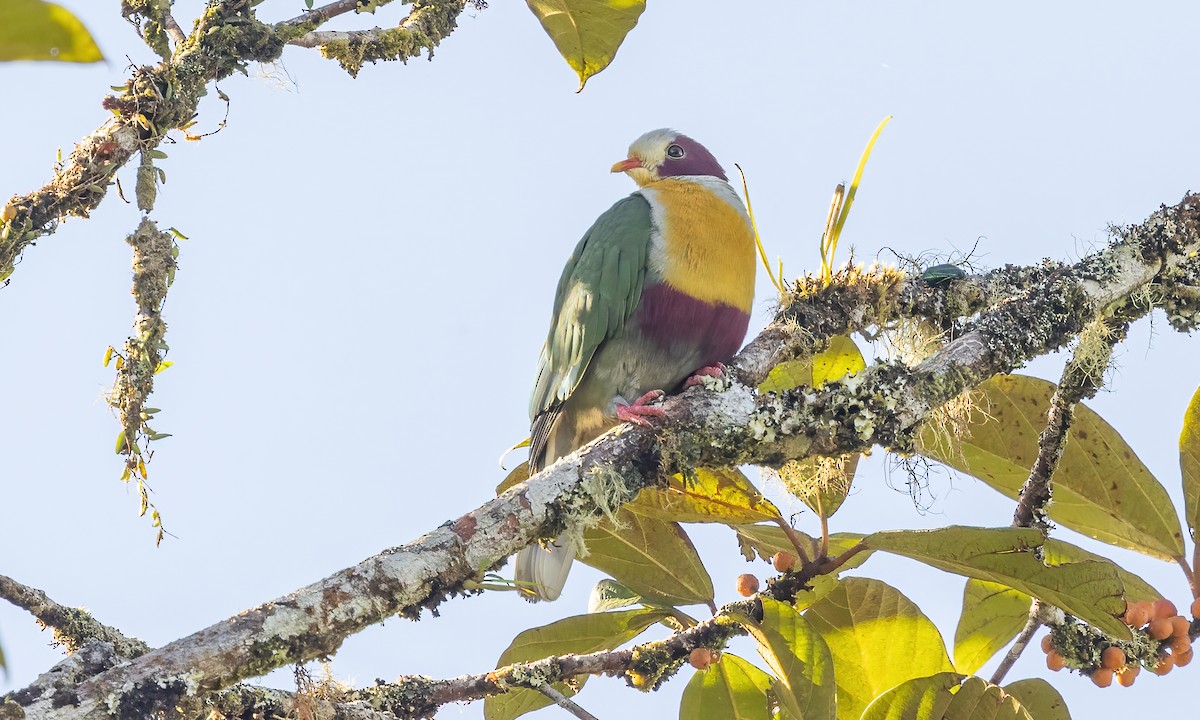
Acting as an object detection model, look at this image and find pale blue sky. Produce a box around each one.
[4,1,1200,718]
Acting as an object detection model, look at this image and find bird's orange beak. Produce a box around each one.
[610,157,642,173]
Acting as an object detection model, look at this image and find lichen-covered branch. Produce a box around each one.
[6,196,1200,720]
[0,575,149,659]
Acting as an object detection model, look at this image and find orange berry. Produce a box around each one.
[1152,653,1174,676]
[1172,615,1193,638]
[688,647,714,670]
[1040,634,1053,654]
[1123,601,1151,628]
[1190,596,1200,619]
[1148,618,1174,640]
[1154,598,1178,620]
[1175,647,1194,668]
[735,573,759,596]
[772,551,797,573]
[1117,664,1141,687]
[1171,635,1192,656]
[1091,668,1114,688]
[1101,646,1126,671]
[1046,650,1066,671]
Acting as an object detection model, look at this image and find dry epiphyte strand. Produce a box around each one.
[105,218,181,544]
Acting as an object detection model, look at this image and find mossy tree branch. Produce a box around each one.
[4,195,1199,720]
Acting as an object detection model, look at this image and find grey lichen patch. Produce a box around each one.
[113,677,193,720]
[0,698,26,720]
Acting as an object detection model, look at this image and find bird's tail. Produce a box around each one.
[514,535,576,602]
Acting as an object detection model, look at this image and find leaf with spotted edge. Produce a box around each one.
[918,374,1185,562]
[484,608,669,720]
[525,0,646,90]
[862,675,1036,720]
[628,467,782,525]
[1003,678,1072,720]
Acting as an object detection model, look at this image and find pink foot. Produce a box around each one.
[616,390,666,426]
[684,363,726,389]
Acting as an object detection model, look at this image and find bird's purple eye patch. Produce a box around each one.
[657,135,727,180]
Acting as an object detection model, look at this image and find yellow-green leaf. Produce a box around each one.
[0,0,102,63]
[759,335,866,393]
[628,468,781,525]
[495,460,530,494]
[582,508,713,606]
[587,578,641,613]
[679,653,773,720]
[736,597,836,720]
[943,676,1033,720]
[1003,679,1071,720]
[859,672,963,720]
[1181,384,1200,543]
[953,580,1031,676]
[525,0,645,90]
[483,608,668,720]
[805,577,954,720]
[866,527,1130,639]
[735,525,869,568]
[918,374,1185,561]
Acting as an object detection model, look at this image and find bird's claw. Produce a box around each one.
[616,390,666,426]
[684,363,726,389]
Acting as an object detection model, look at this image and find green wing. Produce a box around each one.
[529,194,653,462]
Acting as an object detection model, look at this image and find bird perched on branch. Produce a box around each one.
[515,128,757,601]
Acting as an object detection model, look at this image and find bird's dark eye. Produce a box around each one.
[666,144,685,159]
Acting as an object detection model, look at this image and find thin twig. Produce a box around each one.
[989,600,1043,685]
[772,517,811,564]
[278,0,400,29]
[537,685,600,720]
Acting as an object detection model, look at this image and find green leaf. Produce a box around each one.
[582,508,714,606]
[1041,538,1162,603]
[483,608,668,720]
[0,0,102,62]
[1003,679,1071,720]
[918,374,1185,562]
[525,0,646,90]
[859,672,963,720]
[942,676,1033,720]
[735,525,869,569]
[627,467,782,525]
[735,597,836,720]
[1181,384,1200,544]
[759,335,867,393]
[587,578,641,613]
[495,460,530,494]
[953,580,1031,676]
[805,577,954,720]
[866,527,1130,639]
[679,653,774,720]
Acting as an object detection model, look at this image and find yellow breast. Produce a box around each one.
[644,178,757,313]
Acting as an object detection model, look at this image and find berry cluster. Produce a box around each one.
[1042,597,1198,687]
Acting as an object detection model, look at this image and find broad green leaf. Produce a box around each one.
[1041,538,1162,602]
[583,508,714,606]
[495,460,530,494]
[679,653,773,720]
[736,597,836,720]
[483,608,668,720]
[525,0,645,90]
[866,527,1130,639]
[805,577,954,720]
[587,578,641,613]
[0,0,102,63]
[628,467,781,525]
[944,676,1033,720]
[761,335,866,517]
[918,374,1185,561]
[1003,679,1071,720]
[860,672,963,720]
[953,580,1031,676]
[1181,384,1200,543]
